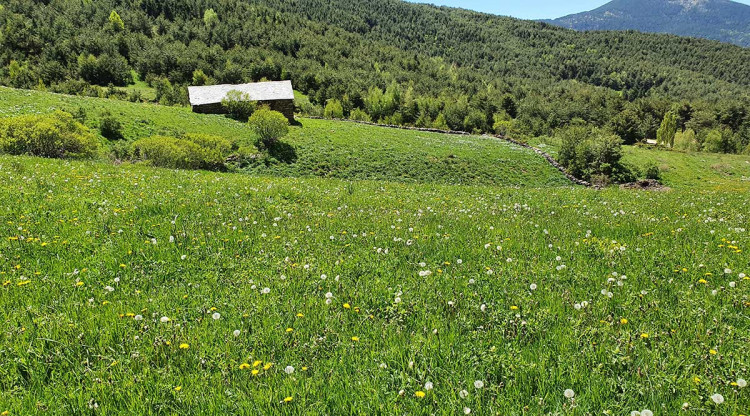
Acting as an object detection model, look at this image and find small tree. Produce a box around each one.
[324,99,344,119]
[192,69,210,86]
[656,111,678,148]
[109,11,124,32]
[100,111,124,140]
[203,9,219,27]
[248,106,289,149]
[222,90,256,121]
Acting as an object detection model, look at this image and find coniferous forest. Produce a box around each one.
[1,0,749,155]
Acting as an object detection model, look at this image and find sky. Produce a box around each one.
[404,0,750,20]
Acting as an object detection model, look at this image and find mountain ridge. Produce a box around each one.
[546,0,750,47]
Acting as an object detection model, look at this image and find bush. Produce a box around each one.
[349,108,371,122]
[644,164,661,180]
[248,106,289,148]
[132,134,229,171]
[100,112,124,140]
[674,129,698,152]
[557,124,631,183]
[222,90,257,121]
[324,99,344,119]
[0,111,100,159]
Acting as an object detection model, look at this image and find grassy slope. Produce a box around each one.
[0,87,570,187]
[532,137,750,189]
[0,155,747,414]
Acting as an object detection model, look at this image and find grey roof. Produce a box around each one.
[188,80,294,106]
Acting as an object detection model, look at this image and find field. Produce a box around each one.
[0,155,748,415]
[0,87,569,187]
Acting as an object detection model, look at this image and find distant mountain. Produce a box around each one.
[546,0,750,47]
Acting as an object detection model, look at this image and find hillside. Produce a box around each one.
[1,0,750,143]
[0,87,571,187]
[547,0,750,47]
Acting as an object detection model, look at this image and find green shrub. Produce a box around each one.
[645,164,661,180]
[324,99,344,119]
[0,111,100,159]
[132,135,228,170]
[349,108,371,122]
[674,129,698,152]
[248,106,289,149]
[100,112,124,140]
[557,124,631,183]
[222,90,256,121]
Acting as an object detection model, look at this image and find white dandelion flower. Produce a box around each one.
[284,366,295,374]
[473,380,484,389]
[424,382,433,391]
[564,389,575,399]
[261,287,270,294]
[459,389,469,398]
[710,393,724,404]
[233,330,241,337]
[463,407,471,415]
[212,312,221,320]
[530,283,537,290]
[641,410,653,416]
[160,316,170,323]
[737,378,747,388]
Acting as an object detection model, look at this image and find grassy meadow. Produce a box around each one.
[0,155,748,415]
[0,87,569,187]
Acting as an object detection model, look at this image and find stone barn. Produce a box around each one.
[188,80,295,122]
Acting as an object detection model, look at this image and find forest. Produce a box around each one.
[1,0,749,158]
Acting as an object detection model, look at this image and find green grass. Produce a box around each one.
[0,87,570,187]
[531,136,750,189]
[0,155,748,414]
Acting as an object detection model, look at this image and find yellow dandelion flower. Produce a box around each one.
[284,396,293,403]
[75,281,84,287]
[510,305,519,310]
[179,343,190,350]
[709,349,717,355]
[17,280,31,286]
[640,333,649,339]
[253,360,262,367]
[286,327,293,333]
[174,386,182,392]
[239,363,251,370]
[263,363,273,370]
[698,279,708,284]
[351,336,360,342]
[415,391,426,398]
[343,303,351,309]
[296,313,304,318]
[251,369,260,376]
[620,318,628,325]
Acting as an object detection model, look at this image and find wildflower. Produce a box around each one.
[286,328,293,333]
[564,389,575,399]
[283,396,293,403]
[174,386,182,392]
[640,333,649,339]
[253,360,262,367]
[343,303,351,309]
[737,378,747,388]
[233,330,241,337]
[709,349,717,355]
[261,287,270,294]
[212,312,221,320]
[530,283,537,290]
[351,336,360,342]
[284,366,295,374]
[459,389,469,398]
[251,369,260,376]
[134,315,143,321]
[239,363,251,370]
[641,411,653,416]
[415,391,426,398]
[710,393,724,404]
[474,380,484,389]
[620,318,628,325]
[510,305,519,311]
[463,407,471,414]
[630,412,641,416]
[263,363,273,370]
[179,343,189,350]
[160,316,170,323]
[424,381,433,391]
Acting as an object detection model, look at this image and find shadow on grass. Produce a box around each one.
[268,140,298,164]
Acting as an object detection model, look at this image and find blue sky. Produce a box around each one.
[404,0,750,20]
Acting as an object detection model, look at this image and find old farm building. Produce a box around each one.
[188,80,295,121]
